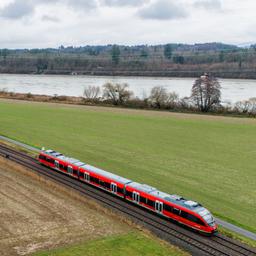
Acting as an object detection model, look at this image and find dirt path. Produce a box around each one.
[0,158,130,256]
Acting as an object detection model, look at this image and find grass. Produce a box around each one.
[0,100,255,233]
[218,226,256,248]
[32,232,188,256]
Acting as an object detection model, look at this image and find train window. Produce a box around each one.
[187,214,205,226]
[99,180,105,187]
[67,166,73,175]
[173,208,180,215]
[164,204,173,213]
[180,211,188,218]
[91,177,99,184]
[126,190,132,198]
[147,199,155,208]
[117,187,123,194]
[46,158,54,164]
[105,182,111,189]
[140,196,147,204]
[59,164,64,169]
[39,155,46,160]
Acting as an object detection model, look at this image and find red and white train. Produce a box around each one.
[38,149,217,235]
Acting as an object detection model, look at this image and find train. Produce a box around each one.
[38,149,217,235]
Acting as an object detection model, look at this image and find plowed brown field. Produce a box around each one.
[0,158,130,256]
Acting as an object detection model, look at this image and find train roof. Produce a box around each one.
[41,150,131,184]
[43,150,84,165]
[127,182,202,212]
[82,164,132,184]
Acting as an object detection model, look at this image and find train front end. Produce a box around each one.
[197,208,218,234]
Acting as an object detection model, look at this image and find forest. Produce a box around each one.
[1,42,256,78]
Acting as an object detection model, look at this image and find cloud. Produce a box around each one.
[41,15,60,23]
[193,0,222,10]
[66,0,98,10]
[102,0,148,7]
[0,0,34,19]
[0,0,99,21]
[138,0,188,20]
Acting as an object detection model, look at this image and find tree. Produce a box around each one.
[149,86,168,108]
[219,51,224,62]
[103,82,133,105]
[140,49,148,58]
[83,86,101,101]
[36,58,48,74]
[234,98,256,115]
[166,92,179,108]
[173,55,184,64]
[111,45,120,64]
[164,44,172,60]
[191,74,221,112]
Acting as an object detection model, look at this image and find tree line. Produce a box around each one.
[1,43,256,78]
[82,75,256,116]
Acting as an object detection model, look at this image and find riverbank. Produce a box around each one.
[0,90,255,119]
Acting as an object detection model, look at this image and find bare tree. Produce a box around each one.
[234,98,256,114]
[149,86,168,108]
[249,98,256,115]
[102,82,133,105]
[83,85,100,101]
[166,91,179,108]
[191,74,221,112]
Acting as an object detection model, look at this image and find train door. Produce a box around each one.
[67,165,73,175]
[132,192,140,204]
[54,160,59,169]
[111,183,117,194]
[84,172,90,182]
[155,201,163,214]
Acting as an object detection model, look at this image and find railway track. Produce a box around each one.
[0,144,255,256]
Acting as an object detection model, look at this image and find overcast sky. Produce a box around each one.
[0,0,255,48]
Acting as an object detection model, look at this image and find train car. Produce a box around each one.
[125,182,217,234]
[38,150,84,179]
[38,149,217,235]
[38,150,132,197]
[79,164,132,197]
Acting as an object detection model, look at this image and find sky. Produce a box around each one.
[0,0,255,48]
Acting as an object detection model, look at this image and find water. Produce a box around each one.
[0,74,256,104]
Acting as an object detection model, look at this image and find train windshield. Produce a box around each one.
[196,208,215,225]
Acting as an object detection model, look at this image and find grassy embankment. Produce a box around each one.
[32,232,187,256]
[0,100,255,235]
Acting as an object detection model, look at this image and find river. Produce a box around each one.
[0,74,256,103]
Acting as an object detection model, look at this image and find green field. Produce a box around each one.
[32,232,188,256]
[0,100,255,233]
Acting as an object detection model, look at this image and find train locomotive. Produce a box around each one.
[38,149,217,235]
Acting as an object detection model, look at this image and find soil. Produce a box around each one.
[0,158,130,256]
